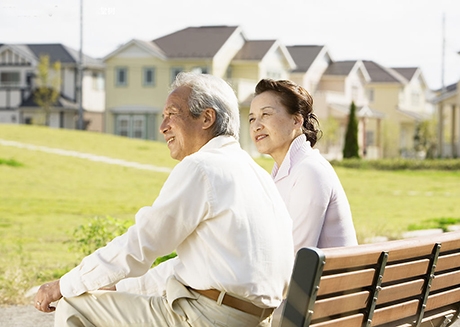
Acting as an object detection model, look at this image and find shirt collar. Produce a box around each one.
[272,134,311,182]
[199,135,239,152]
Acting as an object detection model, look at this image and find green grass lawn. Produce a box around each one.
[1,124,459,305]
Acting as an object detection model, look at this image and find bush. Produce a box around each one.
[70,216,176,265]
[330,158,460,170]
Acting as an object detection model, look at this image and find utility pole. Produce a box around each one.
[77,0,84,130]
[441,12,446,92]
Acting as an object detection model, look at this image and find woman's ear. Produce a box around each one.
[294,113,304,127]
[202,108,216,130]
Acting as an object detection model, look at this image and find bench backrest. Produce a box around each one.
[280,231,460,327]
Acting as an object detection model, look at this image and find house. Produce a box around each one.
[0,43,105,131]
[102,25,435,159]
[103,25,295,153]
[431,81,460,158]
[285,46,381,159]
[363,61,432,158]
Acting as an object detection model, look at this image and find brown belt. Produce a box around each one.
[190,288,274,317]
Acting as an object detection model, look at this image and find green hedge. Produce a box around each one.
[330,158,460,170]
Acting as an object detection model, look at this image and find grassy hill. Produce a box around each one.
[1,124,459,305]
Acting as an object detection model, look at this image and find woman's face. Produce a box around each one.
[249,91,303,165]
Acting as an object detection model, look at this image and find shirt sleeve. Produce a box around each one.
[115,257,180,295]
[60,158,210,298]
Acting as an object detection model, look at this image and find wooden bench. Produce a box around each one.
[280,230,460,327]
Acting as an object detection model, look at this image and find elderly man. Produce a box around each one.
[35,72,294,327]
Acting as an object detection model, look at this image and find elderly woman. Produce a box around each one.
[249,79,358,252]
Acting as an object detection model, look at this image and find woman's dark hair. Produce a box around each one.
[254,79,322,146]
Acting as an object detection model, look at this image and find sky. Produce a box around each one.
[1,0,460,90]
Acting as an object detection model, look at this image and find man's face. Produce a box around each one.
[160,86,206,161]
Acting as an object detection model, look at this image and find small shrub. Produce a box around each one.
[70,216,176,265]
[0,158,23,167]
[407,217,460,232]
[330,158,460,171]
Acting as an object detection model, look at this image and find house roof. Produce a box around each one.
[362,60,407,84]
[286,45,325,72]
[152,25,240,58]
[392,67,418,81]
[233,40,277,60]
[102,39,166,61]
[19,92,79,110]
[1,43,103,68]
[323,60,357,75]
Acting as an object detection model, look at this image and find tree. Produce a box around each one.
[343,101,360,159]
[414,118,438,159]
[33,55,61,126]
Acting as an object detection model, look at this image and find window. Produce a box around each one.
[191,67,208,74]
[365,131,374,146]
[351,86,359,101]
[116,115,146,139]
[368,88,374,102]
[170,67,183,83]
[116,116,129,136]
[0,71,20,86]
[132,116,145,139]
[92,72,104,90]
[143,67,156,86]
[411,91,420,106]
[115,67,128,86]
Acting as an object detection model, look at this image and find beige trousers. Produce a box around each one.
[54,277,272,327]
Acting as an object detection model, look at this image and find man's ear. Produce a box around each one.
[202,108,216,130]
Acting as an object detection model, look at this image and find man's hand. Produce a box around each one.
[34,280,62,312]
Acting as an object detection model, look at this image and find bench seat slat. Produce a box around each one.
[431,270,460,292]
[425,288,460,312]
[378,279,425,305]
[317,269,375,296]
[311,314,364,327]
[372,299,419,325]
[382,259,429,283]
[436,252,460,272]
[312,291,369,319]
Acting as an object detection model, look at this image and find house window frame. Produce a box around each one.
[115,114,146,139]
[0,71,21,86]
[191,66,208,74]
[170,67,184,84]
[115,67,128,87]
[143,67,156,87]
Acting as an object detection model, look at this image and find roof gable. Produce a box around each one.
[233,40,277,60]
[363,60,407,84]
[392,67,418,81]
[152,25,239,58]
[286,45,326,72]
[324,60,358,76]
[103,39,166,61]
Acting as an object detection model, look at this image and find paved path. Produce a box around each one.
[0,305,54,327]
[0,139,172,173]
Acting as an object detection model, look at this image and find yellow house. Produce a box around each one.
[103,25,296,153]
[364,62,432,158]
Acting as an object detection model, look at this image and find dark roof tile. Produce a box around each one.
[152,25,239,58]
[286,45,324,72]
[324,60,357,75]
[233,40,276,60]
[363,60,403,83]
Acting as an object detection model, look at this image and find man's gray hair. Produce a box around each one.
[171,72,240,140]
